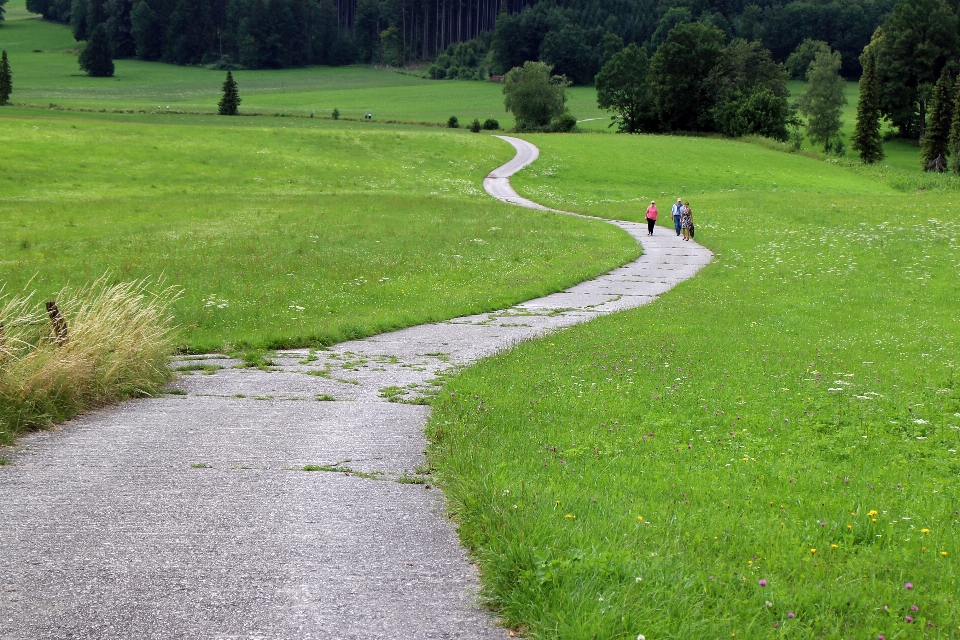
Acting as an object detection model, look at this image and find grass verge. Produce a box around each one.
[0,276,179,445]
[428,133,960,638]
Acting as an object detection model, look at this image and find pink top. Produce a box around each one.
[646,205,658,220]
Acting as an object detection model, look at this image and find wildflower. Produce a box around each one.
[921,528,930,534]
[910,606,918,612]
[810,548,817,554]
[878,635,885,640]
[765,601,773,608]
[564,514,576,519]
[787,612,795,618]
[637,516,644,521]
[905,616,914,623]
[942,551,948,556]
[831,544,838,549]
[637,635,646,640]
[905,582,914,590]
[758,579,767,586]
[868,510,878,517]
[847,525,853,530]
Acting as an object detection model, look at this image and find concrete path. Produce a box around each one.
[0,137,711,639]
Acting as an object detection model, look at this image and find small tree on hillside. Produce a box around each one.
[78,24,114,77]
[503,61,568,131]
[851,49,885,164]
[0,50,11,107]
[798,49,846,152]
[595,43,654,134]
[218,71,241,115]
[920,66,954,171]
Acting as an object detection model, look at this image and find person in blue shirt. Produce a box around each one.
[671,198,683,236]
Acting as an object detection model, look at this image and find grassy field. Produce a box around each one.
[429,134,960,638]
[0,0,607,129]
[0,110,638,352]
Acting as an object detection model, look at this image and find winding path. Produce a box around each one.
[0,137,711,639]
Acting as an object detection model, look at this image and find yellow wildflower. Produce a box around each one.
[565,514,576,519]
[921,528,931,534]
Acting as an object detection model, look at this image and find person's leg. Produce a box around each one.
[674,215,681,236]
[647,218,655,235]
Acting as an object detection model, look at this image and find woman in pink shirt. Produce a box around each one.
[645,200,658,236]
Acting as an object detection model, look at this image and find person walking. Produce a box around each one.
[671,198,683,236]
[645,200,658,235]
[680,201,693,241]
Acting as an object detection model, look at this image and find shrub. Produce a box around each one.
[482,118,500,130]
[547,112,578,132]
[447,115,459,128]
[469,118,482,132]
[332,107,340,120]
[0,277,180,444]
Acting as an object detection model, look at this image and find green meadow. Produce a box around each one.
[429,134,960,638]
[0,0,606,128]
[4,1,958,636]
[0,111,637,352]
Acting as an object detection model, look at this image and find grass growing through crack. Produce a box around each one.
[0,112,638,353]
[429,134,960,638]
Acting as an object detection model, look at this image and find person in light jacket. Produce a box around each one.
[671,198,683,236]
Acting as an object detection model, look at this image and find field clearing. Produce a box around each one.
[429,134,960,638]
[0,2,607,129]
[0,112,639,353]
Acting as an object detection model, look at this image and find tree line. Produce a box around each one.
[23,0,894,75]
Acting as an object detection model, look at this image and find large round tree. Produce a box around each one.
[595,43,654,134]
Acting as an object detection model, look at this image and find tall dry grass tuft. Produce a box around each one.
[0,276,180,444]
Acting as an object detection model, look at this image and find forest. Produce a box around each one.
[19,0,894,78]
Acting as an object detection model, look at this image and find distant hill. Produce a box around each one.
[23,0,894,78]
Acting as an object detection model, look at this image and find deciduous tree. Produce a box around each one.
[595,43,654,133]
[785,39,831,80]
[798,48,846,151]
[649,22,726,131]
[503,60,568,130]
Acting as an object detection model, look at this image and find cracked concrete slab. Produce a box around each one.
[0,135,712,639]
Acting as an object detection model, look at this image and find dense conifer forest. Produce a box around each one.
[21,0,894,79]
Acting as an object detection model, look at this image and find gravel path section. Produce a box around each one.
[0,136,711,639]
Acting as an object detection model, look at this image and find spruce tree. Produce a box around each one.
[851,51,884,164]
[78,24,114,77]
[0,50,11,107]
[920,67,954,172]
[218,71,241,115]
[947,82,960,173]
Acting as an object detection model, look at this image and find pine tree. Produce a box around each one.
[851,50,884,164]
[920,66,954,172]
[218,71,241,115]
[78,24,114,77]
[0,50,12,107]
